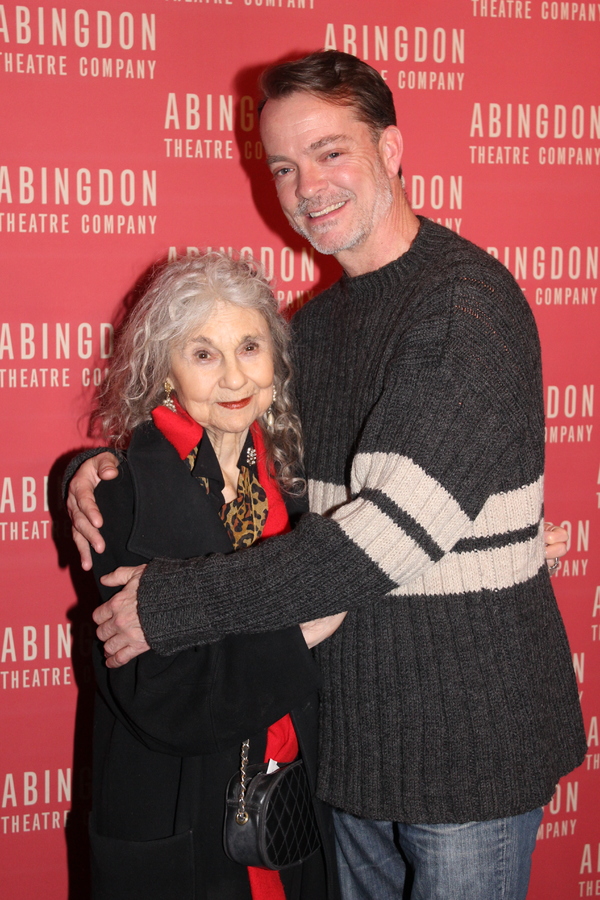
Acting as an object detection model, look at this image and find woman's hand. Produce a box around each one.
[300,612,347,649]
[544,522,568,574]
[66,452,120,569]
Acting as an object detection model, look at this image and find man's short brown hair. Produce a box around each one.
[259,50,397,141]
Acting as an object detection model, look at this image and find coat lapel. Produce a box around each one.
[126,422,234,560]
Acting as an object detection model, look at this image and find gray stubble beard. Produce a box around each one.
[289,168,394,258]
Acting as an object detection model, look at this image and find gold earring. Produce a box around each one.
[162,380,176,413]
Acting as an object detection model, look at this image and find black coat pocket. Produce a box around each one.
[90,821,195,900]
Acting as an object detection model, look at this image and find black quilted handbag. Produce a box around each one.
[224,739,321,870]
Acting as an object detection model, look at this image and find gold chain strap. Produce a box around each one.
[235,739,250,825]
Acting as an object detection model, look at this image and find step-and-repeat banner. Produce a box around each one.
[1,1,598,896]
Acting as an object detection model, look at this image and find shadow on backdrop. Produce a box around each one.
[48,259,167,900]
[232,54,343,315]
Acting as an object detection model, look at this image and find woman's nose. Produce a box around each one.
[220,356,247,390]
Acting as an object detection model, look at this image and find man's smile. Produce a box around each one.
[308,200,347,219]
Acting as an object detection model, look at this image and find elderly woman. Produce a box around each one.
[86,253,338,900]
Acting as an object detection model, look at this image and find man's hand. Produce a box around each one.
[93,565,150,668]
[66,452,120,569]
[544,522,568,574]
[300,612,347,649]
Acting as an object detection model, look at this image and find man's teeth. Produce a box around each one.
[308,201,345,218]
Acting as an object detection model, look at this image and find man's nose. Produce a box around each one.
[295,163,327,201]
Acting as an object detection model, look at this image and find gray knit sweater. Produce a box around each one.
[138,218,586,823]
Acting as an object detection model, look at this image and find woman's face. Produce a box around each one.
[168,301,275,437]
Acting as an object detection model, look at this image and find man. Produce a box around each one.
[69,52,584,899]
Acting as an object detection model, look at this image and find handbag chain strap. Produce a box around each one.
[236,739,251,825]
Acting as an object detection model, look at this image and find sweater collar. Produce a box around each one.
[339,216,441,292]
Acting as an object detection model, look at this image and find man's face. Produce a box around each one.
[260,93,395,262]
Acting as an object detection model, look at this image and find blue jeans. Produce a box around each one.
[332,807,543,900]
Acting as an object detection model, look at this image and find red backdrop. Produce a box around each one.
[1,1,598,896]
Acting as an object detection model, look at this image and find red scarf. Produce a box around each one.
[152,402,297,900]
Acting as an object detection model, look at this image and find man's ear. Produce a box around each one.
[379,125,404,179]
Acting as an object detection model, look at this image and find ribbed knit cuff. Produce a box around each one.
[138,556,220,656]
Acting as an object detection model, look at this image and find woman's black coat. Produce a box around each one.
[89,422,339,900]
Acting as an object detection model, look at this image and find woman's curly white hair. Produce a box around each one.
[95,251,304,493]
